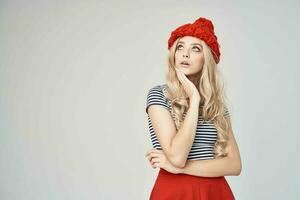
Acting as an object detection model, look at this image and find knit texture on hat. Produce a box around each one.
[168,17,221,64]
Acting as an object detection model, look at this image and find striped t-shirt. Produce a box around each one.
[145,84,230,160]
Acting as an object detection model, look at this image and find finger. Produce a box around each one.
[175,68,189,88]
[177,68,191,87]
[146,154,160,161]
[146,156,155,163]
[175,68,193,95]
[151,160,160,169]
[148,158,158,169]
[146,149,163,157]
[150,150,164,157]
[151,158,160,165]
[145,148,157,157]
[154,162,160,168]
[148,157,158,166]
[150,149,163,154]
[145,149,151,157]
[149,154,163,164]
[148,152,161,160]
[146,155,151,161]
[175,68,184,83]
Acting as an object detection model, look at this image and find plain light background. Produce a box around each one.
[1,0,299,199]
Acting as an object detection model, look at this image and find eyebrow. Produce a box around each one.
[177,41,202,47]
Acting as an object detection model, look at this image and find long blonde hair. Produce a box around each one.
[164,37,231,158]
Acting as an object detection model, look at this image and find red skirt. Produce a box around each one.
[150,168,235,200]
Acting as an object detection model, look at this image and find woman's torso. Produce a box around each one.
[146,84,229,160]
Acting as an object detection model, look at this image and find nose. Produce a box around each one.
[183,51,189,58]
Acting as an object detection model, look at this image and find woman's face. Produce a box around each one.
[174,36,205,77]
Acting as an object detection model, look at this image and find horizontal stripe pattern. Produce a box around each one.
[146,84,230,160]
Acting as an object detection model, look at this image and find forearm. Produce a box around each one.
[169,100,199,167]
[177,157,242,177]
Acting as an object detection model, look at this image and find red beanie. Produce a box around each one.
[168,17,221,64]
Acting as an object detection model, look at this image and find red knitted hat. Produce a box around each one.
[168,17,221,64]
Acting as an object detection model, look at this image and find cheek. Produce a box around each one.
[193,54,204,66]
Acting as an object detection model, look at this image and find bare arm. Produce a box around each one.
[147,68,201,168]
[176,117,242,177]
[148,98,199,168]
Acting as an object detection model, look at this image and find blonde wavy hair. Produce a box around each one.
[163,37,231,158]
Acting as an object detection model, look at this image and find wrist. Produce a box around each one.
[190,96,200,103]
[189,99,200,110]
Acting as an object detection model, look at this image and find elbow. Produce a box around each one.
[234,166,242,176]
[233,159,242,176]
[226,156,242,176]
[169,156,187,169]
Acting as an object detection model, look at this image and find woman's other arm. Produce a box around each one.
[177,117,242,177]
[147,98,199,168]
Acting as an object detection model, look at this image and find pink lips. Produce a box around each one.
[180,61,190,67]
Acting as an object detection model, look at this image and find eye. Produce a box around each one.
[176,44,183,50]
[176,44,201,52]
[193,46,201,51]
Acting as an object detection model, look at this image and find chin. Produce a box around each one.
[180,67,192,74]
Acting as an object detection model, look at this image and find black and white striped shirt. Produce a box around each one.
[145,84,230,160]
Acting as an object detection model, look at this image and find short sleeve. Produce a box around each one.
[224,106,230,118]
[146,85,170,114]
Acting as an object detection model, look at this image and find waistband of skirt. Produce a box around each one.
[158,168,225,180]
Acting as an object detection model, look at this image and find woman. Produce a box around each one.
[145,17,242,200]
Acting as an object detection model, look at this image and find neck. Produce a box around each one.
[187,74,200,86]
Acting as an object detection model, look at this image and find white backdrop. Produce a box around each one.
[1,0,299,199]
